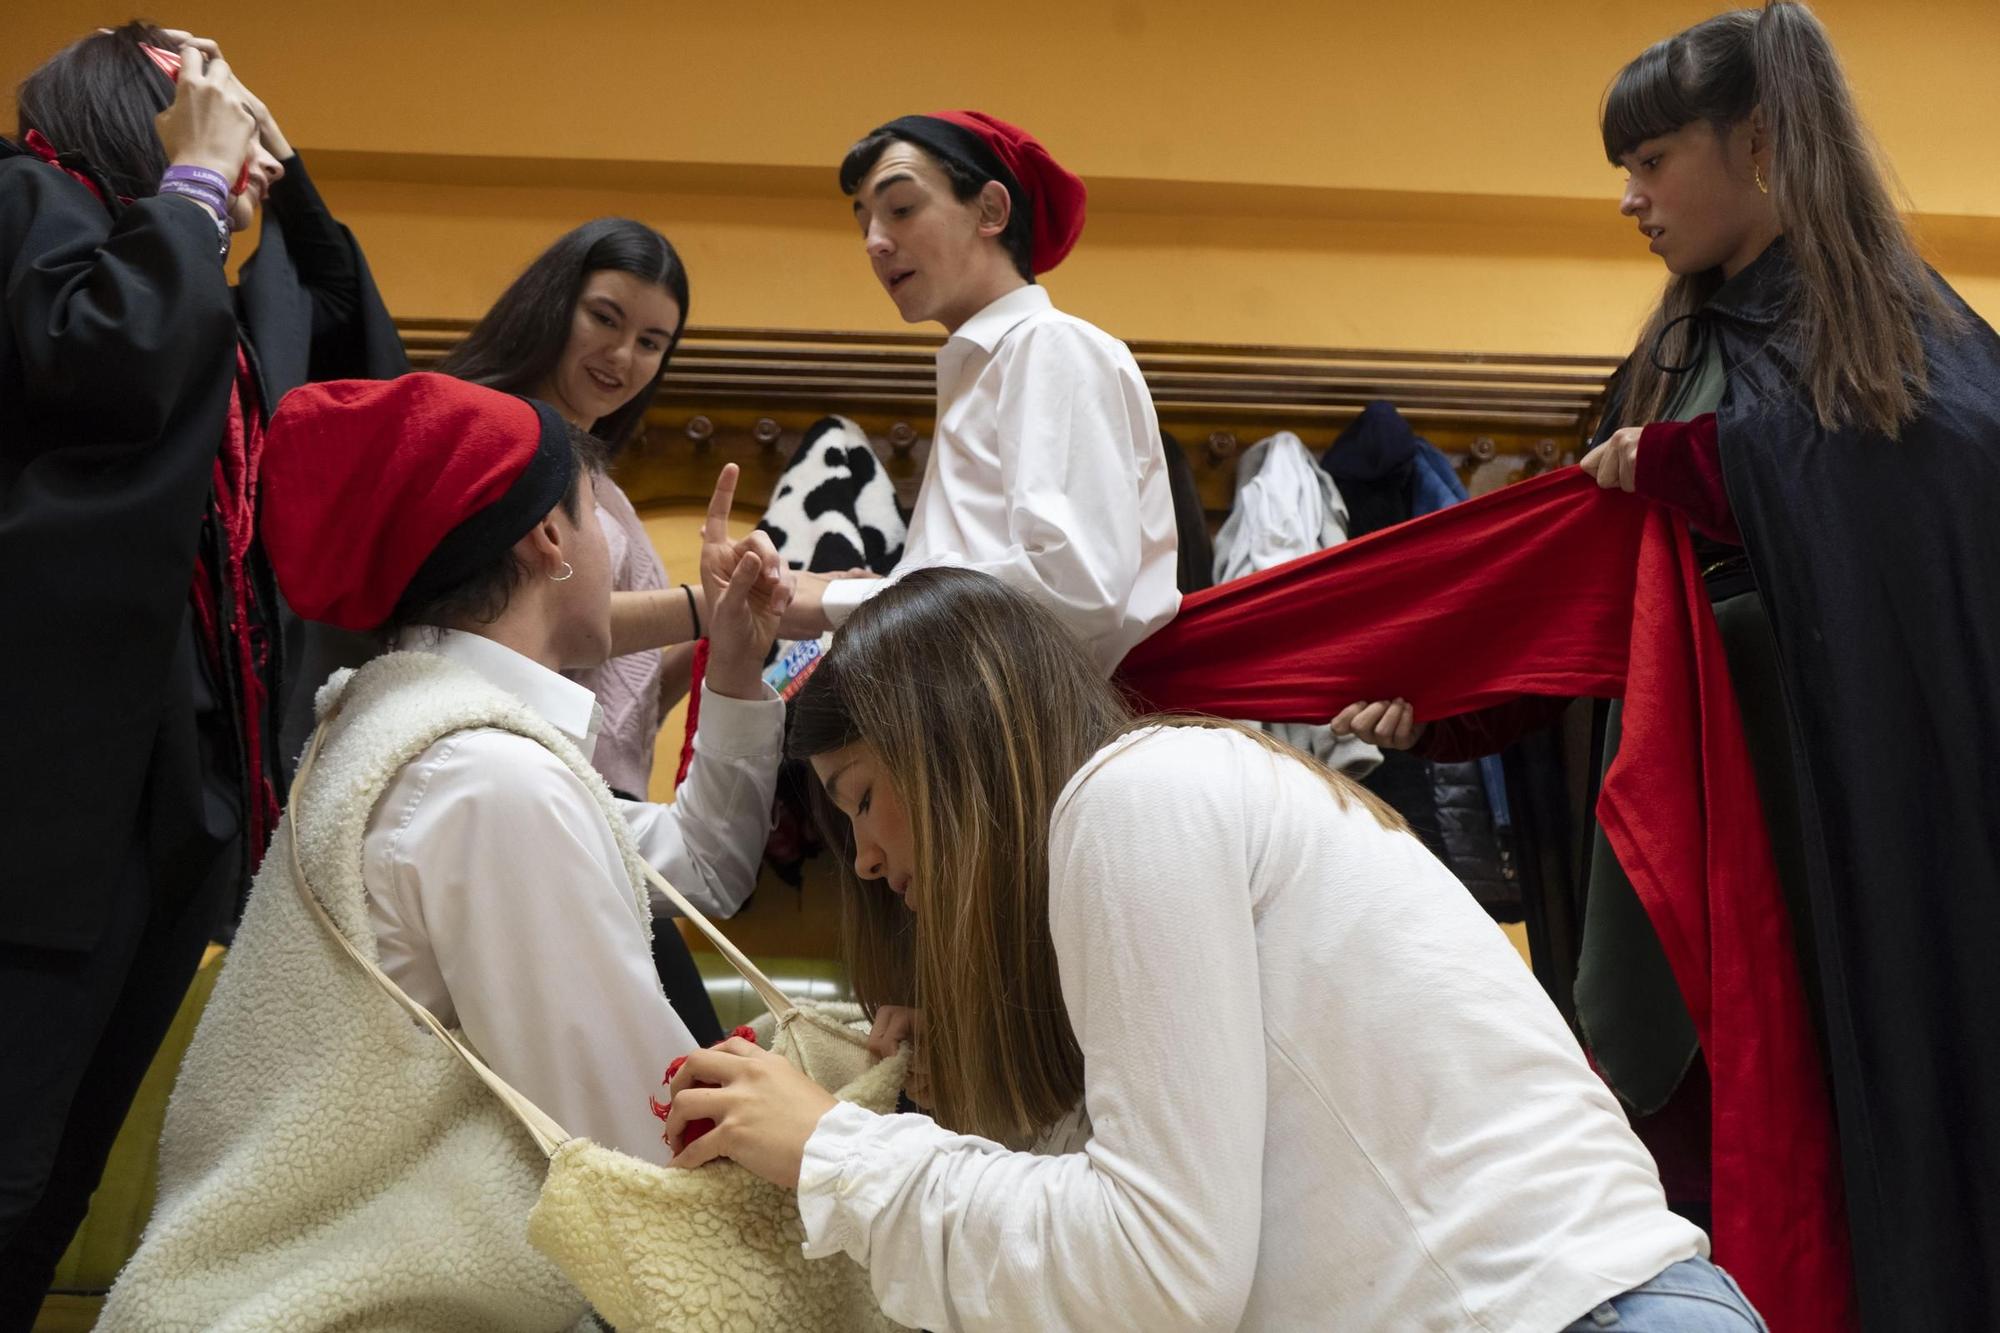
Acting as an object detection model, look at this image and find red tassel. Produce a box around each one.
[654,1026,760,1148]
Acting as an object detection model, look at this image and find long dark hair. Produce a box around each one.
[438,219,690,453]
[1601,2,1956,437]
[15,21,176,201]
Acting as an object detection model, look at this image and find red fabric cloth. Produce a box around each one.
[1635,414,1740,545]
[675,637,710,787]
[22,130,125,205]
[930,110,1086,274]
[1415,694,1569,762]
[188,349,280,870]
[262,374,555,630]
[1119,468,1853,1332]
[1420,415,1737,761]
[649,1025,759,1147]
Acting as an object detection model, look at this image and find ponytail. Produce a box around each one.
[1603,2,1959,437]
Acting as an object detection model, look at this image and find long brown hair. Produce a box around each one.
[788,567,1402,1143]
[14,23,177,201]
[1601,2,1957,436]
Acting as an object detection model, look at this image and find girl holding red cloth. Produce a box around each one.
[1338,4,2000,1327]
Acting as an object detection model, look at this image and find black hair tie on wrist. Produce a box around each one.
[682,583,702,640]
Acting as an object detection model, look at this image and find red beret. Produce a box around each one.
[876,111,1087,274]
[261,373,576,631]
[929,111,1086,273]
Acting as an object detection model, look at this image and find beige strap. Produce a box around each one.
[288,717,569,1157]
[637,862,794,1020]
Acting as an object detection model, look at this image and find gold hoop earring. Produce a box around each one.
[550,561,574,583]
[1754,162,1769,195]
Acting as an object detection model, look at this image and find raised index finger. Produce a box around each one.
[704,463,740,545]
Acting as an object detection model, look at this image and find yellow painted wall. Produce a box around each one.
[13,1,1980,958]
[11,2,2000,356]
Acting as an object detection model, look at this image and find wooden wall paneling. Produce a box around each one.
[398,320,1619,519]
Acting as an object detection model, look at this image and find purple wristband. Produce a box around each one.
[158,178,228,223]
[162,164,231,196]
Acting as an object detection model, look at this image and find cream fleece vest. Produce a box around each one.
[101,651,655,1332]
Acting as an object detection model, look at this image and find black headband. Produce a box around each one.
[397,398,578,613]
[872,114,1029,213]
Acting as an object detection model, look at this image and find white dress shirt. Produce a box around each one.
[820,284,1180,673]
[363,630,782,1163]
[797,727,1703,1332]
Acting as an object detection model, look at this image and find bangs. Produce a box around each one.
[838,127,898,197]
[1600,40,1694,164]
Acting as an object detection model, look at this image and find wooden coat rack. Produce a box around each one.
[399,320,1622,519]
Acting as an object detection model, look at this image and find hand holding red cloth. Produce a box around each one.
[1634,413,1741,545]
[1118,468,1852,1332]
[651,1024,760,1148]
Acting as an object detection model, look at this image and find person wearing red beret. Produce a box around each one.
[100,374,792,1329]
[675,111,1179,676]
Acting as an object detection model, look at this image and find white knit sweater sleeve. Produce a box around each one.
[796,731,1268,1332]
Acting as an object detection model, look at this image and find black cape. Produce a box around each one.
[1703,240,2000,1329]
[235,160,410,781]
[0,145,404,950]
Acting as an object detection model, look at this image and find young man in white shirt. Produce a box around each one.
[669,112,1178,676]
[275,376,785,1163]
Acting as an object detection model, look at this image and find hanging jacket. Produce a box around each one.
[1211,432,1379,777]
[1409,441,1467,519]
[1213,431,1350,583]
[1321,403,1517,914]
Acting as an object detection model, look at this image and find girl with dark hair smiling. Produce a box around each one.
[440,219,696,803]
[437,221,747,1041]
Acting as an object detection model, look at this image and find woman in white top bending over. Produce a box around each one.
[659,566,1765,1332]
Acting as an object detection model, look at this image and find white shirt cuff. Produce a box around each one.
[797,1100,878,1259]
[819,576,886,627]
[689,681,783,760]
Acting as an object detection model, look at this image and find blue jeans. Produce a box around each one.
[1561,1257,1769,1331]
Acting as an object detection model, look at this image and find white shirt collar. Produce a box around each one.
[398,627,602,753]
[945,283,1052,357]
